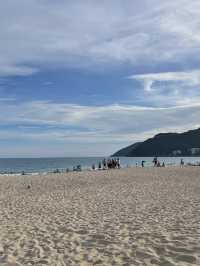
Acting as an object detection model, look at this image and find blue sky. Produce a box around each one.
[1,0,200,157]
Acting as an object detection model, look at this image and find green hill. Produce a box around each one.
[112,128,200,157]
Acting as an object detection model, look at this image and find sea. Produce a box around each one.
[0,157,200,175]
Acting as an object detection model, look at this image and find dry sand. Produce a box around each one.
[0,167,200,266]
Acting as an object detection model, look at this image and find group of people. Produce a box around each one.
[92,158,120,170]
[152,157,165,167]
[79,157,186,172]
[139,158,165,168]
[152,157,185,167]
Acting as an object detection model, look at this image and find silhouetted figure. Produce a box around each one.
[102,158,107,169]
[117,158,120,168]
[77,165,82,171]
[54,169,60,173]
[107,159,111,169]
[180,159,184,167]
[141,160,145,167]
[153,157,158,167]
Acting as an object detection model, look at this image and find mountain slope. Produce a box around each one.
[112,128,200,157]
[112,142,141,157]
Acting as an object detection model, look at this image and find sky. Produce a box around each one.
[1,0,200,157]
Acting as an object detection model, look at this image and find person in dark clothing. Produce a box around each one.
[102,158,107,169]
[180,159,184,166]
[153,157,158,167]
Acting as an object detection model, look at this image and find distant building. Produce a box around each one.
[172,150,182,156]
[189,148,200,155]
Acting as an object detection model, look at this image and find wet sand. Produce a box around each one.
[0,167,200,265]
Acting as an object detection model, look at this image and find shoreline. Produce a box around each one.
[1,156,200,177]
[0,162,198,177]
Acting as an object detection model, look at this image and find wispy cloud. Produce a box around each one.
[1,0,200,76]
[130,70,200,91]
[0,97,16,102]
[1,100,200,145]
[1,1,200,156]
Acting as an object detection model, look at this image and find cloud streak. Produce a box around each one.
[1,100,200,145]
[130,70,200,91]
[1,0,200,76]
[1,1,200,156]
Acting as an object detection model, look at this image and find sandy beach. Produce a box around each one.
[0,167,200,266]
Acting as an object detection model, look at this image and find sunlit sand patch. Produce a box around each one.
[0,167,200,265]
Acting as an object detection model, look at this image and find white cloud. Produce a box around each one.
[130,70,200,91]
[1,1,200,156]
[0,100,200,145]
[1,0,200,76]
[0,65,38,77]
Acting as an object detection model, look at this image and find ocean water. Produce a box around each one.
[0,157,200,175]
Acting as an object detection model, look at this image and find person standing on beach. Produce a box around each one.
[153,157,158,167]
[102,158,107,169]
[117,158,120,169]
[180,159,184,167]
